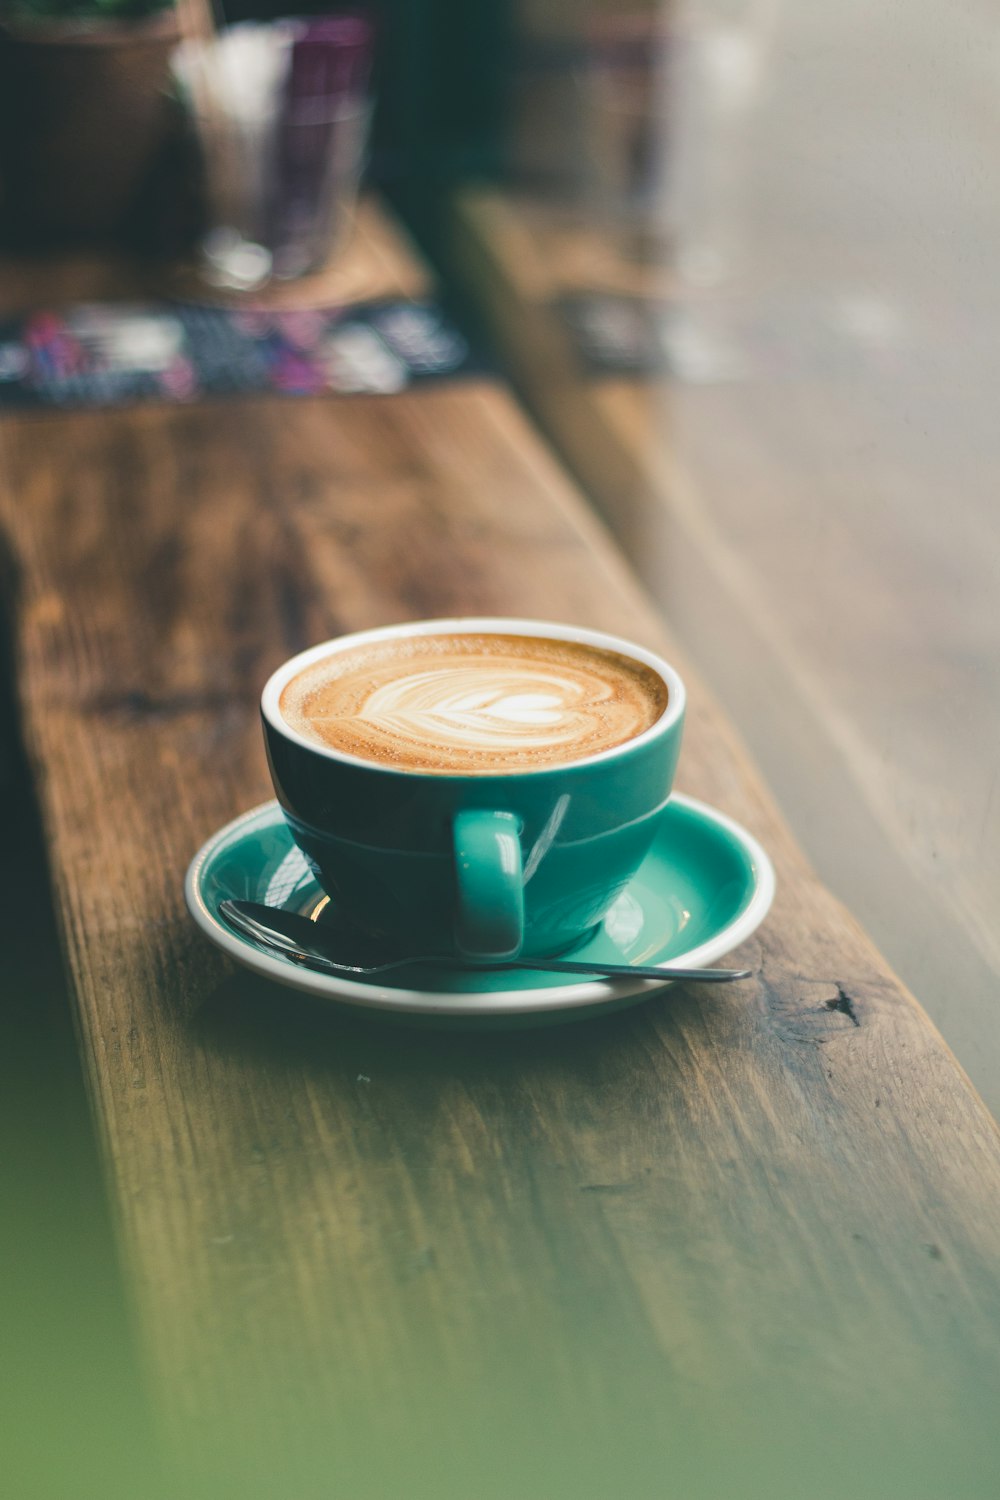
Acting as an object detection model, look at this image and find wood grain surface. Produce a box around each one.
[2,213,1000,1500]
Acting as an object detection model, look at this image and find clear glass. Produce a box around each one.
[175,20,373,292]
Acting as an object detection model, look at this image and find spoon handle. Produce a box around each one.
[504,958,750,982]
[219,899,750,982]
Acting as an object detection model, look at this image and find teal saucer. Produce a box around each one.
[185,795,774,1024]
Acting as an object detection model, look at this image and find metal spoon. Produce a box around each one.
[218,899,751,983]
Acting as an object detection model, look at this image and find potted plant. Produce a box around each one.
[0,0,181,244]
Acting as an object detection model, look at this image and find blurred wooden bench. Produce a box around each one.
[452,187,1000,1121]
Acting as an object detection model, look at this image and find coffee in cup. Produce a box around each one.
[277,631,669,775]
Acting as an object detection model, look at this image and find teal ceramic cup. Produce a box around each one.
[261,618,685,960]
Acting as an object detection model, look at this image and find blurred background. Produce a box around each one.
[3,0,1000,1494]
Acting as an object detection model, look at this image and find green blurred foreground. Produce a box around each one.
[0,740,165,1500]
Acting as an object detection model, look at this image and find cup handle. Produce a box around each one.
[452,810,524,960]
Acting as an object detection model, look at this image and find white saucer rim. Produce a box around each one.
[184,795,775,1015]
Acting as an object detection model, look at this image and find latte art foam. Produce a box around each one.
[279,633,668,773]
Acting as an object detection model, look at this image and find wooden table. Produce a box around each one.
[2,206,1000,1500]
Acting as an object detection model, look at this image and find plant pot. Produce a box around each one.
[0,13,181,246]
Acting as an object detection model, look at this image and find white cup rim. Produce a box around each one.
[261,617,686,777]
